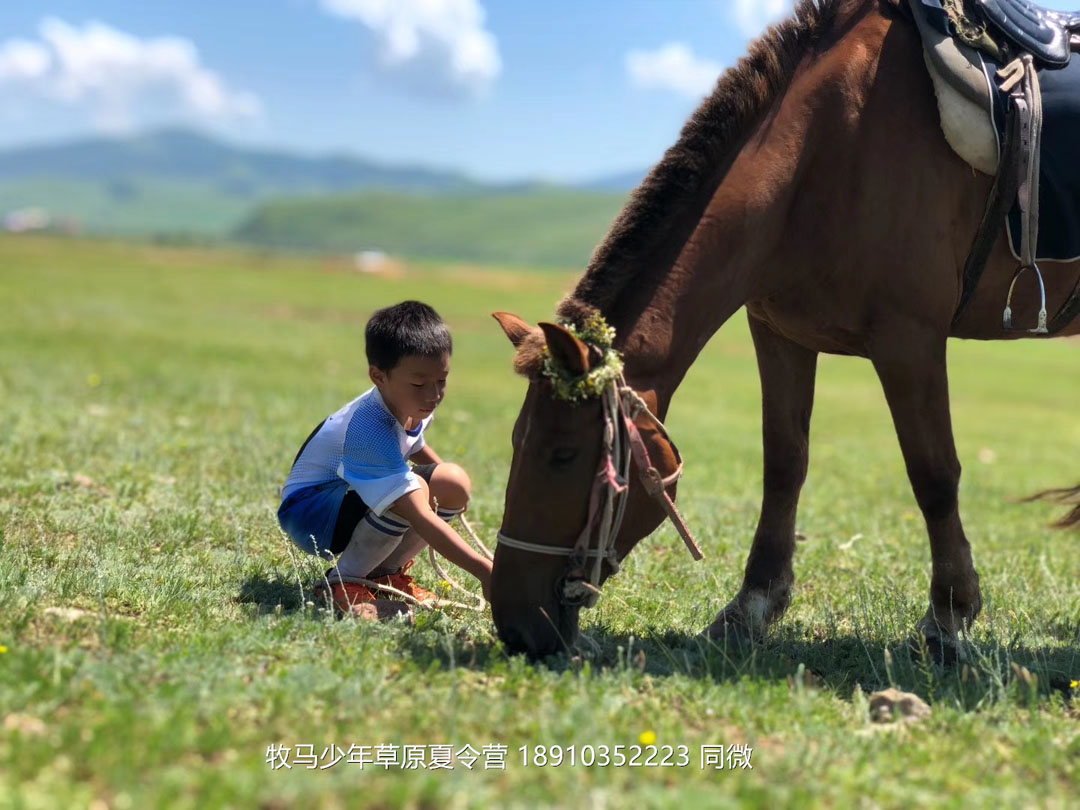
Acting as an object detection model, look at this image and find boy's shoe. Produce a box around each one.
[370,560,440,605]
[313,574,412,621]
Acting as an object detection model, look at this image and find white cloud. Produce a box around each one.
[320,0,501,97]
[0,40,51,81]
[0,18,262,132]
[626,43,723,99]
[729,0,794,39]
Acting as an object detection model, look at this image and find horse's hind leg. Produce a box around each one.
[870,322,982,658]
[705,314,817,641]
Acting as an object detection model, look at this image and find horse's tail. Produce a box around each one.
[1019,484,1080,528]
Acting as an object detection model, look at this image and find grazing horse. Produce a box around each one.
[490,0,1080,659]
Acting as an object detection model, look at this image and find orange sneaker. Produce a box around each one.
[314,578,411,620]
[370,560,440,605]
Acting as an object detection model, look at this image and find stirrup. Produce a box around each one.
[1002,263,1048,334]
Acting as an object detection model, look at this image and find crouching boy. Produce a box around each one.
[277,300,492,619]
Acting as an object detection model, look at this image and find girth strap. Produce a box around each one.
[953,61,1024,324]
[1007,55,1043,272]
[953,55,1052,331]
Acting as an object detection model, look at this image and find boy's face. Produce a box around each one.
[370,353,451,425]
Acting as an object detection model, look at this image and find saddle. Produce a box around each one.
[978,0,1080,65]
[909,0,1080,333]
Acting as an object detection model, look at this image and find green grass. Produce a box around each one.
[233,189,627,268]
[1,234,1078,809]
[0,178,255,237]
[1,178,629,267]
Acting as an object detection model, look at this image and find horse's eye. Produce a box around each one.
[549,446,578,469]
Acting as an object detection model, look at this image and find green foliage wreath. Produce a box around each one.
[541,313,625,402]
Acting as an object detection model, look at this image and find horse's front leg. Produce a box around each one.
[705,314,817,641]
[870,321,982,660]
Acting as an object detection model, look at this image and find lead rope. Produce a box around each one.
[328,509,493,613]
[619,387,703,561]
[587,384,628,587]
[562,381,630,603]
[422,507,493,611]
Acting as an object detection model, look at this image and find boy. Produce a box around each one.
[277,300,492,619]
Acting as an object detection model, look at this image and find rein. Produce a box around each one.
[497,373,704,607]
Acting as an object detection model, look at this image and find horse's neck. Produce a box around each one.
[607,136,797,407]
[609,236,758,413]
[606,5,889,412]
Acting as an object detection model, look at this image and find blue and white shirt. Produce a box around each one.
[277,387,433,556]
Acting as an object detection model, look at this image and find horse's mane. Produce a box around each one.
[550,0,897,334]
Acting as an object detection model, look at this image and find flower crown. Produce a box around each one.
[541,313,624,402]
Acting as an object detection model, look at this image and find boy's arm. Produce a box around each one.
[391,484,491,597]
[410,445,443,465]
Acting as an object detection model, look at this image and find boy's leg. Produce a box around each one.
[331,508,410,583]
[374,462,471,573]
[318,502,415,620]
[426,462,471,511]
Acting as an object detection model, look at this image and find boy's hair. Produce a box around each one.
[365,301,452,370]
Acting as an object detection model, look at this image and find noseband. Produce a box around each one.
[496,374,704,607]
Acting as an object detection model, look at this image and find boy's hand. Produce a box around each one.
[477,562,493,604]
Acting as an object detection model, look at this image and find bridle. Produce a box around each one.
[496,373,704,607]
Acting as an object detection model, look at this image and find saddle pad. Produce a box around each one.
[914,0,999,174]
[913,0,1080,263]
[985,56,1080,263]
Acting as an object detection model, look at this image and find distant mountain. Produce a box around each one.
[0,127,479,195]
[0,128,644,262]
[0,128,490,236]
[577,168,649,193]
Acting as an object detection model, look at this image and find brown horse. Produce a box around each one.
[490,0,1080,659]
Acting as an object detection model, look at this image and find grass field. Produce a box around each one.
[234,189,627,268]
[0,178,255,238]
[2,234,1079,809]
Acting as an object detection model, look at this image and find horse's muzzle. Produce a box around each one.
[494,603,580,659]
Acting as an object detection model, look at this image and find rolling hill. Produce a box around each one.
[232,189,628,268]
[0,128,480,193]
[0,128,482,237]
[0,128,638,262]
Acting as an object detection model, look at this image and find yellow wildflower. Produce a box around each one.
[1070,680,1078,690]
[639,730,657,746]
[0,645,8,654]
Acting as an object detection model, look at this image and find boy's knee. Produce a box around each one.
[433,462,471,509]
[444,463,471,496]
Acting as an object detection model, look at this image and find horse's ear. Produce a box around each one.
[538,322,590,375]
[492,312,532,347]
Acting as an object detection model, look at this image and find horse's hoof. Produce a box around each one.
[905,632,966,667]
[700,608,759,647]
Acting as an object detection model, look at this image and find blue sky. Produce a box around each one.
[0,0,795,181]
[0,0,1074,183]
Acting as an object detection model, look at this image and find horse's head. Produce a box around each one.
[490,310,693,659]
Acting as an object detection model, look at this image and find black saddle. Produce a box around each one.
[976,0,1080,65]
